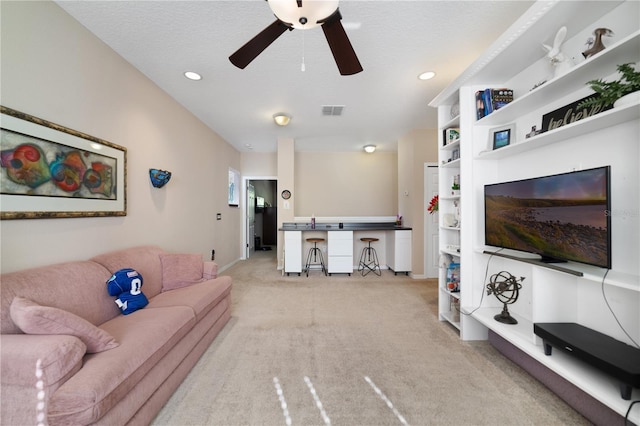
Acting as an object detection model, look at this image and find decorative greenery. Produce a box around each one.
[427,195,439,214]
[577,62,640,109]
[451,183,460,190]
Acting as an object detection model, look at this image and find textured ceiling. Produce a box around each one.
[55,0,534,152]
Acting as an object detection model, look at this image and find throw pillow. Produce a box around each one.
[9,297,119,353]
[107,268,143,296]
[160,253,204,292]
[106,268,148,315]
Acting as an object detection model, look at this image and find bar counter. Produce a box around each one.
[279,222,412,276]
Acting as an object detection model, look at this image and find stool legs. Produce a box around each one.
[305,242,326,276]
[358,242,381,276]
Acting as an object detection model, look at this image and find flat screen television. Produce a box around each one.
[484,166,611,268]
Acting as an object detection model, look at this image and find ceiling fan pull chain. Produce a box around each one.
[301,31,306,72]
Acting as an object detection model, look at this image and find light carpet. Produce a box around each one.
[152,250,588,425]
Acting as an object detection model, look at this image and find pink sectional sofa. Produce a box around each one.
[0,245,232,425]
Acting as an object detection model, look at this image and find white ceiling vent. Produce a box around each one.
[322,105,344,116]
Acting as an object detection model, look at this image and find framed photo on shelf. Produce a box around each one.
[0,106,127,219]
[488,123,515,150]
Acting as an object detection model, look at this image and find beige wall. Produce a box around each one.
[241,152,277,177]
[397,129,438,277]
[294,151,398,216]
[0,1,242,273]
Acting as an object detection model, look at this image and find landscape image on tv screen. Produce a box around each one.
[485,167,610,268]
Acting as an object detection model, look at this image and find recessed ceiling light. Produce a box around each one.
[418,71,436,80]
[363,144,376,153]
[184,71,202,81]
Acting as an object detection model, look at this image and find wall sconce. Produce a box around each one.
[363,145,376,153]
[149,168,172,188]
[273,113,292,126]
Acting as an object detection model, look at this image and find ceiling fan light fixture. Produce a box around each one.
[363,144,376,153]
[268,0,339,30]
[273,113,292,126]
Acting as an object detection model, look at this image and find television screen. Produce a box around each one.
[484,166,611,268]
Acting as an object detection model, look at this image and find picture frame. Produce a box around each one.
[1,106,126,219]
[228,167,240,207]
[443,127,460,146]
[488,123,515,150]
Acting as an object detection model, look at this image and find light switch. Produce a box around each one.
[283,201,290,209]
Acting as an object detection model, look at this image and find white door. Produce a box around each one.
[424,164,439,278]
[247,183,255,258]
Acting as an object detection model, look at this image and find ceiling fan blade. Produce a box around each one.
[320,9,362,75]
[229,19,290,69]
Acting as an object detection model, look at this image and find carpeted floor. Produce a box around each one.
[152,250,589,425]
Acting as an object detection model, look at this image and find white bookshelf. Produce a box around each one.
[430,1,640,422]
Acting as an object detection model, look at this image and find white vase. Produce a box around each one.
[614,91,640,108]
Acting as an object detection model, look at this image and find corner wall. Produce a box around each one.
[398,129,438,277]
[0,1,242,273]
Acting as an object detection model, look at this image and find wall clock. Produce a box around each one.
[281,190,291,200]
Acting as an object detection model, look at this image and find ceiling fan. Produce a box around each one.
[229,0,363,75]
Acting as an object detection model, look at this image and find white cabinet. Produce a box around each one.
[284,231,301,276]
[385,230,412,275]
[430,1,640,421]
[327,231,353,275]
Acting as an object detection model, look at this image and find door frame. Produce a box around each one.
[242,175,277,260]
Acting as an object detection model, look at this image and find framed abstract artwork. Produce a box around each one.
[0,106,127,219]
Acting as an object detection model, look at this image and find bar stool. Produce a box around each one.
[304,238,326,277]
[358,237,381,276]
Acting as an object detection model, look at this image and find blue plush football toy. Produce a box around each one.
[114,290,149,315]
[106,268,148,315]
[107,268,142,296]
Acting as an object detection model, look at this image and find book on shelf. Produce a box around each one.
[443,127,460,146]
[475,88,514,119]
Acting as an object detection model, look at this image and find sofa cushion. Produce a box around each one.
[91,246,165,299]
[1,334,85,386]
[160,253,205,291]
[47,305,196,425]
[148,276,232,322]
[9,297,119,353]
[0,261,118,335]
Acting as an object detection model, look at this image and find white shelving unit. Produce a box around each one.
[430,1,640,422]
[436,112,462,330]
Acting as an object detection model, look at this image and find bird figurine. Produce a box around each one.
[582,28,614,59]
[542,26,574,78]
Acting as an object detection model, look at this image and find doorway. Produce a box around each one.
[245,178,277,259]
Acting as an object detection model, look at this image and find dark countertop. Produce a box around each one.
[279,222,412,231]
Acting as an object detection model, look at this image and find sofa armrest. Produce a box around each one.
[203,261,219,279]
[1,334,86,424]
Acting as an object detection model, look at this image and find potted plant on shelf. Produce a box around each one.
[577,62,640,110]
[451,183,460,197]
